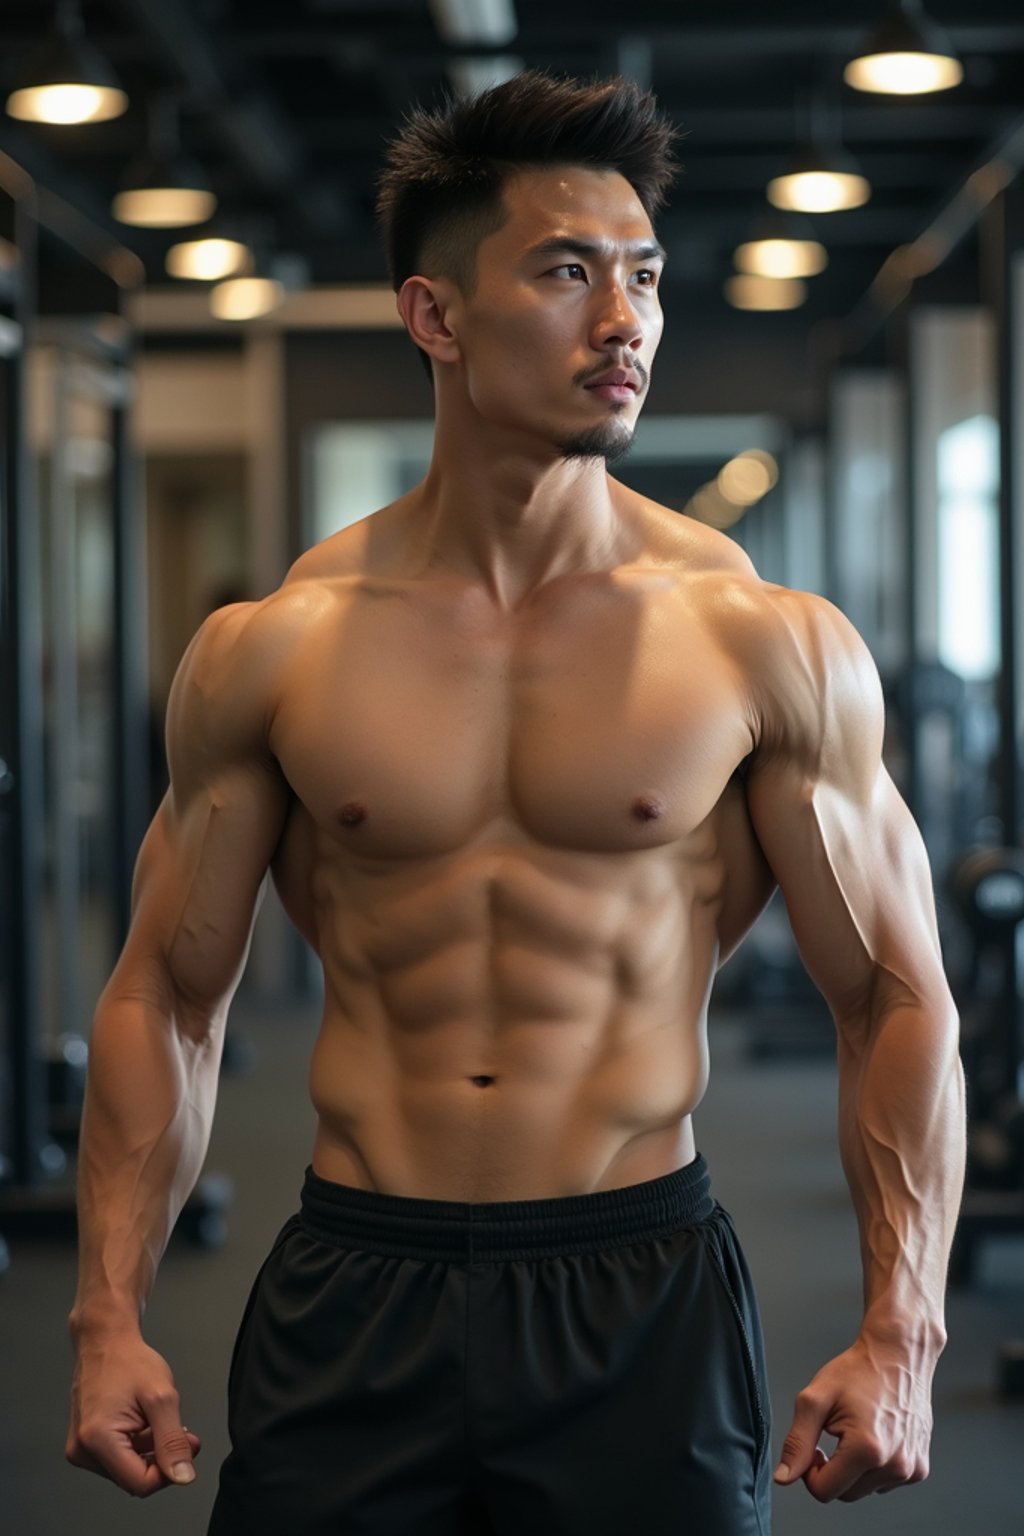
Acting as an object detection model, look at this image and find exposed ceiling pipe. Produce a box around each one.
[827,111,1024,358]
[108,0,349,234]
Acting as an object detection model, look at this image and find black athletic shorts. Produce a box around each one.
[208,1152,773,1535]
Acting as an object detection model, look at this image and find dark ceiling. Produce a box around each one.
[2,0,1024,345]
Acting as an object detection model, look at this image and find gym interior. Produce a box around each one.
[1,3,1023,1533]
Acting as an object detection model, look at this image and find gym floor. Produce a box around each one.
[2,1002,1020,1536]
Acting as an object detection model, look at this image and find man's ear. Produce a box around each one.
[396,276,461,368]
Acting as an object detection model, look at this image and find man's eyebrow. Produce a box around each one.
[524,237,667,264]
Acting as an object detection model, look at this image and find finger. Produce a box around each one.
[839,1456,925,1502]
[803,1440,886,1503]
[840,1472,903,1501]
[774,1391,831,1484]
[141,1390,196,1486]
[793,1446,829,1487]
[68,1430,170,1498]
[130,1427,202,1461]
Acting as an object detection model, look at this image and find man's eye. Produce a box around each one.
[551,263,586,279]
[635,269,658,286]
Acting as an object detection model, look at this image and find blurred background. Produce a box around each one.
[0,2,1022,1531]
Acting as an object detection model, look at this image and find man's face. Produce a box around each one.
[443,165,666,465]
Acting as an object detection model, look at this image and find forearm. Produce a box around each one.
[837,996,967,1360]
[71,980,223,1338]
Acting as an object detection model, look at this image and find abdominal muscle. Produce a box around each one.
[308,998,705,1204]
[303,848,717,1203]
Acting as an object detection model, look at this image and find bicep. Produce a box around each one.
[103,607,291,1021]
[135,767,289,1013]
[745,750,947,1026]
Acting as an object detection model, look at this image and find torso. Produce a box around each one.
[263,490,778,1200]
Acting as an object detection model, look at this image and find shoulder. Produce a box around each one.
[166,573,332,756]
[189,526,363,677]
[717,580,885,771]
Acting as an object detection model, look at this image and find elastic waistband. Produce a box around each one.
[298,1153,716,1263]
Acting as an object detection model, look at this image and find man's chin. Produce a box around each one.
[556,418,636,466]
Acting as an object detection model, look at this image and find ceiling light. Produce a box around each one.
[734,211,828,279]
[113,94,217,228]
[448,55,524,97]
[114,177,217,230]
[844,0,962,95]
[724,275,807,311]
[6,0,128,125]
[166,238,252,281]
[768,141,871,213]
[735,238,828,279]
[428,0,518,46]
[210,277,284,321]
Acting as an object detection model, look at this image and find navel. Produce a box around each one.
[469,1075,496,1088]
[338,800,367,827]
[631,794,665,822]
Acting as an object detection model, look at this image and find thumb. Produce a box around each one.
[146,1394,196,1486]
[774,1393,829,1485]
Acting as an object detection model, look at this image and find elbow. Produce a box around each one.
[97,954,225,1051]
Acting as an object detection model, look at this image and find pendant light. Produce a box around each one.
[768,143,870,214]
[113,94,216,228]
[734,211,828,280]
[768,92,871,214]
[844,0,963,95]
[724,275,807,312]
[209,276,284,322]
[209,221,288,321]
[6,0,128,125]
[166,234,252,281]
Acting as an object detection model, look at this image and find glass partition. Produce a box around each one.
[830,370,907,675]
[908,305,1001,876]
[303,415,796,564]
[28,339,121,1044]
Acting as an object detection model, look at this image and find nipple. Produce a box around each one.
[631,794,664,822]
[338,801,367,827]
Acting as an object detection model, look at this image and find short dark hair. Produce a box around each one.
[375,70,683,383]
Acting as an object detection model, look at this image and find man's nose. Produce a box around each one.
[591,284,644,351]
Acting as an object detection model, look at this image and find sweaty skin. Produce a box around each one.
[67,162,965,1507]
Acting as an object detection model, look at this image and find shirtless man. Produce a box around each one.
[66,71,966,1535]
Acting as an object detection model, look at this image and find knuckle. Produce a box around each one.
[859,1435,885,1466]
[76,1420,105,1455]
[142,1385,179,1414]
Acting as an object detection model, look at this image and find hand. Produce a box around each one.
[66,1332,201,1498]
[773,1334,934,1501]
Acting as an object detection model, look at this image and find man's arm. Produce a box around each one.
[738,586,967,1504]
[66,600,292,1497]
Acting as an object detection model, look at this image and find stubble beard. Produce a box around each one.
[556,414,636,467]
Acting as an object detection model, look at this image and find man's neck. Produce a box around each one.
[400,410,628,612]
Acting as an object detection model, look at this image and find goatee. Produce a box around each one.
[556,420,636,467]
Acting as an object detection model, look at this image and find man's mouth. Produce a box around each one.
[585,369,640,393]
[585,370,640,404]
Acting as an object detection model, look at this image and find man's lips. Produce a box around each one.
[585,370,640,392]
